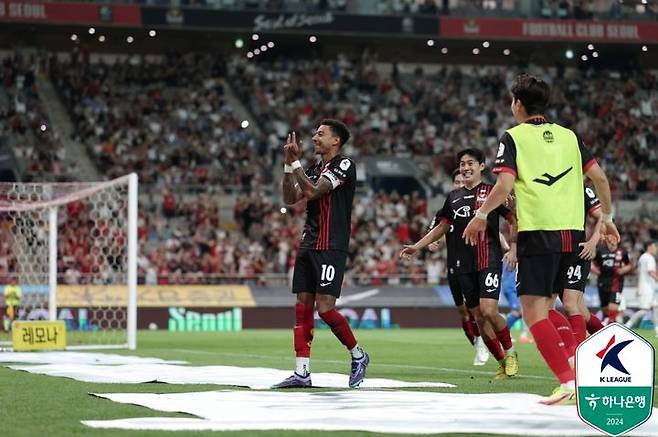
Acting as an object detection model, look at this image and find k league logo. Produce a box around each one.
[576,323,654,436]
[597,335,633,382]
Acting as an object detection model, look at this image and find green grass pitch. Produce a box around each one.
[1,328,657,437]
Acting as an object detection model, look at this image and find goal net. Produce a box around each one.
[0,174,138,350]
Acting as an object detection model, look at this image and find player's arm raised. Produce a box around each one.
[287,132,334,201]
[294,171,334,201]
[282,134,304,205]
[400,222,450,260]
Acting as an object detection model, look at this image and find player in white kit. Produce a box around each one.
[625,242,657,331]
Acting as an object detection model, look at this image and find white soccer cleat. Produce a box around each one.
[473,337,490,366]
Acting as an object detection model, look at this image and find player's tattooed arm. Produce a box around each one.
[282,174,303,205]
[284,131,333,201]
[282,133,304,205]
[293,170,333,201]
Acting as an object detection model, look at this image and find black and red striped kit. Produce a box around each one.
[434,182,513,308]
[299,155,355,252]
[292,155,355,297]
[594,246,630,307]
[436,183,512,276]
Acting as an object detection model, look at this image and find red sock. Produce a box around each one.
[470,320,480,337]
[319,309,357,350]
[495,326,513,351]
[293,303,314,357]
[530,318,575,384]
[548,309,576,358]
[608,309,618,325]
[483,337,505,361]
[461,320,476,345]
[568,314,586,345]
[586,314,604,334]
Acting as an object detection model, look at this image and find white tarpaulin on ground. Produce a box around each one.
[0,351,185,365]
[84,390,658,435]
[1,351,454,389]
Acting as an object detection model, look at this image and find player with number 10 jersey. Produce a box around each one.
[274,119,369,390]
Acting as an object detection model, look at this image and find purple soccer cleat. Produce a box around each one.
[271,372,312,389]
[349,351,370,388]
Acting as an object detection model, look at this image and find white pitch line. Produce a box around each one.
[167,349,554,381]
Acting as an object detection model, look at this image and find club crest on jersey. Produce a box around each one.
[543,130,554,143]
[453,205,471,218]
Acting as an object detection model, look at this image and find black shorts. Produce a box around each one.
[292,249,347,297]
[454,265,502,309]
[447,274,464,307]
[563,258,590,292]
[518,252,589,297]
[598,285,622,308]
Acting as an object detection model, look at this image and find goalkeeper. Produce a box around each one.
[3,278,21,331]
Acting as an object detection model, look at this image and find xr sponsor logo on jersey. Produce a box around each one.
[453,205,471,219]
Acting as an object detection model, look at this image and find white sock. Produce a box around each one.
[561,380,575,391]
[350,345,364,359]
[505,345,515,355]
[568,355,575,368]
[296,357,310,376]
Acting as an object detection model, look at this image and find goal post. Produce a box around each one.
[0,174,138,350]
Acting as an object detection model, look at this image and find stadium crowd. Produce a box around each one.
[0,188,644,287]
[0,52,656,284]
[49,51,272,191]
[229,55,658,198]
[0,53,73,182]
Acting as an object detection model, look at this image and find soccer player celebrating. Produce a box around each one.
[592,238,631,325]
[401,149,518,380]
[272,120,369,389]
[427,169,490,366]
[463,73,619,405]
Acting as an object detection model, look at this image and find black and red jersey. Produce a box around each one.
[299,154,356,252]
[435,182,512,275]
[594,246,630,292]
